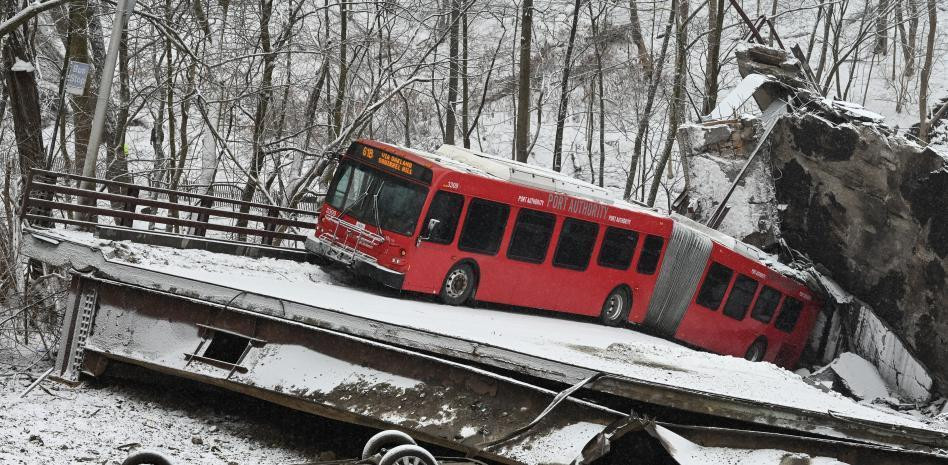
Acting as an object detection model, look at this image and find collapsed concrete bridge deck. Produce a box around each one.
[23,227,948,464]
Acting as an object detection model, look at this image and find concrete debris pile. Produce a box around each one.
[677,43,947,403]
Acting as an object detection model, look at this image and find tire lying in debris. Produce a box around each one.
[362,430,418,460]
[121,450,174,465]
[378,444,439,465]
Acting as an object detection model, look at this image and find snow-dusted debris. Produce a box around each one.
[650,425,848,465]
[0,369,328,465]
[823,353,890,402]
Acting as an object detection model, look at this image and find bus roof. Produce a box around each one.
[390,142,654,209]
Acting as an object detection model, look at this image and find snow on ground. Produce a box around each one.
[0,342,365,465]
[39,229,948,434]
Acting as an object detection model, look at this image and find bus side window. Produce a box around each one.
[636,235,665,274]
[552,218,599,270]
[507,209,556,263]
[421,191,465,244]
[750,286,783,324]
[722,274,759,320]
[458,199,510,255]
[598,227,639,270]
[775,297,804,333]
[695,262,734,310]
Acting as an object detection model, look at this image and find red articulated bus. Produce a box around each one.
[307,139,822,368]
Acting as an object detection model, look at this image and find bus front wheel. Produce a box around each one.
[600,287,631,326]
[440,263,475,305]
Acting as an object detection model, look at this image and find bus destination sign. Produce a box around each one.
[350,143,432,184]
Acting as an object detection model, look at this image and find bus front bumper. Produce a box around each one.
[305,235,405,290]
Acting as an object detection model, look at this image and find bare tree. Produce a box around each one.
[918,0,937,142]
[551,0,583,172]
[647,0,688,206]
[514,0,534,162]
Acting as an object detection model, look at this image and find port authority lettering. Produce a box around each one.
[547,193,608,220]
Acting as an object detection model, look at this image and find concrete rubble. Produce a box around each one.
[677,43,946,402]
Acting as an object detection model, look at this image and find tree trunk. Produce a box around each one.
[917,0,937,142]
[462,12,470,149]
[623,0,676,200]
[552,0,582,172]
[647,0,688,206]
[514,0,534,162]
[66,0,94,180]
[874,0,889,54]
[628,0,651,70]
[445,0,460,144]
[702,0,725,115]
[2,30,44,180]
[331,0,348,139]
[588,0,605,187]
[237,0,277,236]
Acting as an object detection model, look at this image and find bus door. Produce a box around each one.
[405,189,467,294]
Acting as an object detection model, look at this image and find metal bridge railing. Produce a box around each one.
[20,169,320,248]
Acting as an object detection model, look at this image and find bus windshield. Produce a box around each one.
[326,160,428,236]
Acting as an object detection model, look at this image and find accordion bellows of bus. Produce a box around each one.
[306,139,822,369]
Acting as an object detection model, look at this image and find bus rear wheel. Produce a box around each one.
[440,263,475,305]
[745,338,767,362]
[600,287,631,326]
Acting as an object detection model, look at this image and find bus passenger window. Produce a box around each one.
[775,297,804,333]
[722,274,759,320]
[507,209,556,263]
[751,286,783,324]
[553,218,599,270]
[598,227,639,270]
[636,235,665,274]
[421,191,464,244]
[695,262,733,310]
[458,199,510,255]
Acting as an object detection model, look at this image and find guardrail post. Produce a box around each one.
[263,207,279,245]
[118,186,139,228]
[22,169,56,228]
[193,197,214,237]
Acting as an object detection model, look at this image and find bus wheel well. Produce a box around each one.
[745,336,768,362]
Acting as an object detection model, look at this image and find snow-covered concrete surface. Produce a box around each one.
[36,229,948,435]
[0,351,348,465]
[651,425,848,465]
[825,353,890,403]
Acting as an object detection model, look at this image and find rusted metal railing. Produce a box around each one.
[21,169,319,247]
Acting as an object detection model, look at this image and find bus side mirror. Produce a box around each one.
[417,218,441,246]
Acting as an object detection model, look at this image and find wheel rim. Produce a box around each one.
[604,293,623,320]
[393,456,425,465]
[445,269,469,299]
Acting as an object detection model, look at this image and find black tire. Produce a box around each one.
[599,287,631,326]
[361,430,417,460]
[121,451,173,465]
[439,263,476,305]
[378,445,439,465]
[745,338,768,362]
